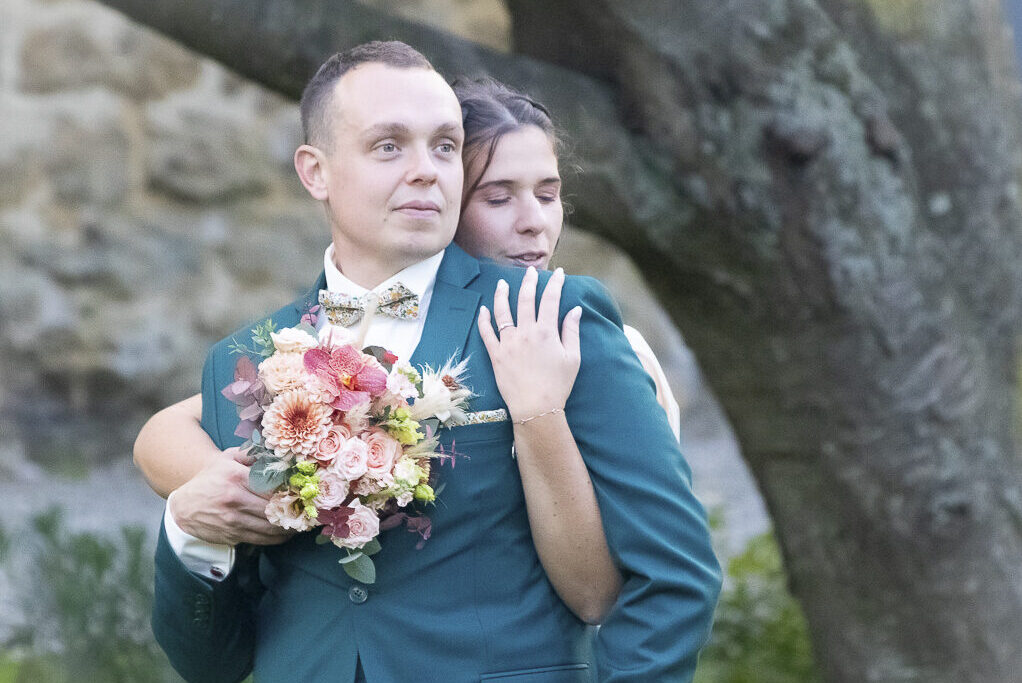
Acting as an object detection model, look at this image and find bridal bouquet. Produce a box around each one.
[221,316,471,583]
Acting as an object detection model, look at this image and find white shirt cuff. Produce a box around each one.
[164,491,236,581]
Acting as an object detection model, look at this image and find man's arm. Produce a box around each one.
[562,276,722,682]
[150,349,261,683]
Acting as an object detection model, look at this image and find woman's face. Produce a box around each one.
[455,125,563,270]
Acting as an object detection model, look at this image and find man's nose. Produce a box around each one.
[406,144,438,185]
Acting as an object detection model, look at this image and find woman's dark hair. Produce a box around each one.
[452,78,564,209]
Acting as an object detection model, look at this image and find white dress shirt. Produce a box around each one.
[165,245,445,580]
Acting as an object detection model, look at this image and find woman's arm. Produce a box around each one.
[478,267,622,624]
[133,394,218,498]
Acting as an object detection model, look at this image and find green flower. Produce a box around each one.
[295,460,318,476]
[384,406,423,446]
[414,484,435,503]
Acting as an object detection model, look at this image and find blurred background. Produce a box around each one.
[3,0,1022,681]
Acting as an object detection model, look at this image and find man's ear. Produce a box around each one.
[294,144,329,201]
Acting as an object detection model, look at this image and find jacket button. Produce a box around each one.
[348,585,368,604]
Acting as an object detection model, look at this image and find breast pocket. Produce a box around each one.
[444,419,513,447]
[480,663,591,682]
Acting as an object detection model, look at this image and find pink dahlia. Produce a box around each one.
[303,344,388,411]
[261,388,333,458]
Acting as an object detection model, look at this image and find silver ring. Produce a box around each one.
[497,322,514,332]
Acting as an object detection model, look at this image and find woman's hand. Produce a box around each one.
[478,266,582,422]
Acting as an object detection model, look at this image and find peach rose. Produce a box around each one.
[331,500,380,549]
[258,352,308,396]
[312,425,353,465]
[363,428,402,484]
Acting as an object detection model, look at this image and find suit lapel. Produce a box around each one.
[409,244,481,371]
[289,271,328,327]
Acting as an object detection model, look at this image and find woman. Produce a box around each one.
[134,78,680,625]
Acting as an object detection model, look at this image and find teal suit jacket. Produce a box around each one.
[152,243,721,682]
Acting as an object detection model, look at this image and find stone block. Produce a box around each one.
[20,20,200,99]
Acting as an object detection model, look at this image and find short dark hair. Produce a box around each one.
[299,41,434,148]
[453,78,563,208]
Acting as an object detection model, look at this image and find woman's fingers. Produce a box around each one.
[492,279,515,333]
[516,266,539,328]
[538,267,565,332]
[561,306,582,360]
[477,306,500,357]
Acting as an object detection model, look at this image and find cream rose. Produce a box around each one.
[271,327,319,353]
[265,491,315,531]
[317,324,357,349]
[329,437,369,482]
[315,468,350,509]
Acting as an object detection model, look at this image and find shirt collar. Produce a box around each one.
[322,244,445,300]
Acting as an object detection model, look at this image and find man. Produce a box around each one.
[152,41,721,682]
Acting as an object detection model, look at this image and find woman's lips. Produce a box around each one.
[509,252,547,267]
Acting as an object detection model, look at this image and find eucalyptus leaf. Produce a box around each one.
[420,417,440,436]
[249,456,287,494]
[341,553,376,584]
[338,550,364,565]
[315,534,331,545]
[361,539,382,556]
[251,429,262,446]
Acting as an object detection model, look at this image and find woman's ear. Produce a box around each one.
[294,144,329,201]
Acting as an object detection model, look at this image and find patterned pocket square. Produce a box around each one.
[457,409,509,426]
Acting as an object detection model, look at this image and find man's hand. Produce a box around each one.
[168,448,294,546]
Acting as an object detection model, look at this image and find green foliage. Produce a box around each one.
[228,318,278,358]
[695,530,821,683]
[1,509,182,682]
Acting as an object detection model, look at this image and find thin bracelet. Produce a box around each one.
[513,407,564,425]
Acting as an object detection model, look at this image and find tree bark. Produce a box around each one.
[94,0,1022,680]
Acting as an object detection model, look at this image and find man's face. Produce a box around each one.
[312,63,464,281]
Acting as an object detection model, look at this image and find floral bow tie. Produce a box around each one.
[318,283,420,327]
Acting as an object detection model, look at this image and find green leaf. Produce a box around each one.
[249,456,287,494]
[251,429,262,446]
[361,539,382,556]
[341,553,376,584]
[338,550,363,565]
[420,417,440,436]
[362,345,394,372]
[433,482,446,497]
[315,534,331,545]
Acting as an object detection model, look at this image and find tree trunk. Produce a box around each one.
[94,0,1022,679]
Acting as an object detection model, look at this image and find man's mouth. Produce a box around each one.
[508,252,547,268]
[396,201,440,218]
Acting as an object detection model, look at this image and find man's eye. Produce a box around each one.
[437,142,456,154]
[377,143,397,154]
